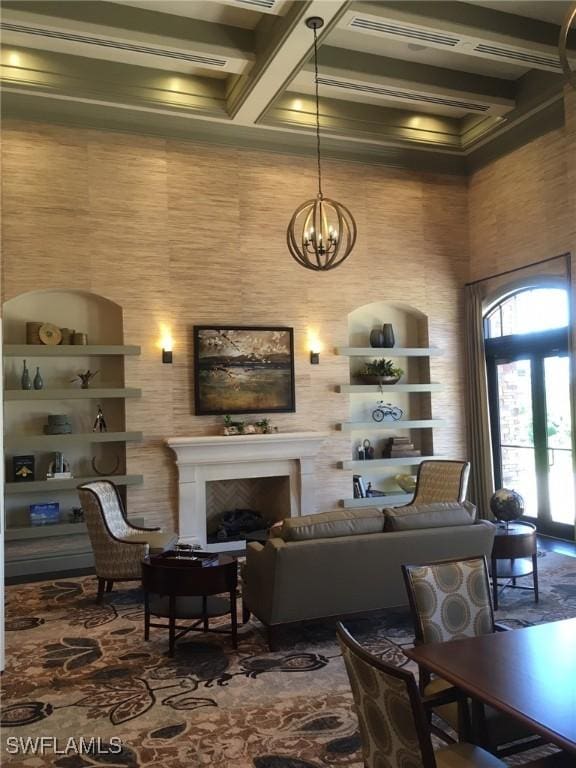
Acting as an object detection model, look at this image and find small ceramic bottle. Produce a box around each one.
[33,367,44,390]
[21,359,32,390]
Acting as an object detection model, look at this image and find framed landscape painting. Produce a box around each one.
[193,326,295,415]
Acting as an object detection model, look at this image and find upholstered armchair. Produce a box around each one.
[78,480,178,602]
[337,621,511,768]
[401,556,540,756]
[407,459,471,505]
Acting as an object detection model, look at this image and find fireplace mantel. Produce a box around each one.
[166,432,328,549]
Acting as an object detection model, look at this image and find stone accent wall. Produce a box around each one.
[0,121,469,529]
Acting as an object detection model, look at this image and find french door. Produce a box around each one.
[487,330,575,539]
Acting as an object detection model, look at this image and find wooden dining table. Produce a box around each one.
[405,617,576,755]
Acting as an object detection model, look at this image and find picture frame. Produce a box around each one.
[193,325,296,415]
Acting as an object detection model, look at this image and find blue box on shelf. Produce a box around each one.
[30,502,60,526]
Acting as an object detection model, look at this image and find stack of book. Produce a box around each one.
[384,437,422,458]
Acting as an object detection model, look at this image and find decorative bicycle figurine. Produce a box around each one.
[371,401,403,422]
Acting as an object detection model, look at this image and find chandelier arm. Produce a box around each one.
[559,5,576,90]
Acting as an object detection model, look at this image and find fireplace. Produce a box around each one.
[166,432,328,550]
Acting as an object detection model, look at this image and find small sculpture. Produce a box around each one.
[71,369,99,389]
[372,401,403,422]
[93,404,108,433]
[47,452,72,478]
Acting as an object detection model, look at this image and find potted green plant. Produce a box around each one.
[359,359,404,385]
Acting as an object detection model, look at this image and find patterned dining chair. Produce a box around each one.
[78,480,178,602]
[402,556,541,756]
[337,621,511,768]
[407,460,471,505]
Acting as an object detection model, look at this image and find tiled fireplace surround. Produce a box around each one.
[166,433,328,550]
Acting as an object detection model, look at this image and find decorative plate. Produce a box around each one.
[39,323,62,346]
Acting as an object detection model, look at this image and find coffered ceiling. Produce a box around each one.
[1,0,575,173]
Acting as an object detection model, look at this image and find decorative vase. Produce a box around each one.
[21,360,32,390]
[33,367,44,390]
[382,323,395,348]
[369,329,385,348]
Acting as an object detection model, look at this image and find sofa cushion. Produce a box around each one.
[383,501,476,532]
[279,509,384,541]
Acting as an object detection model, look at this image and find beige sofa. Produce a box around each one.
[241,505,496,648]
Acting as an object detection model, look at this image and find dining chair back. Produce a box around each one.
[336,622,524,768]
[402,556,495,645]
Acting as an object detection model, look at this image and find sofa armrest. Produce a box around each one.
[241,539,285,625]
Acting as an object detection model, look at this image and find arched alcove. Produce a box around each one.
[2,290,141,573]
[341,300,437,505]
[3,289,123,345]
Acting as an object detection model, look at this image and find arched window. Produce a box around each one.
[485,287,569,339]
[484,285,573,538]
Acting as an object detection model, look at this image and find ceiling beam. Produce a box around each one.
[1,47,228,117]
[0,2,254,75]
[226,0,350,125]
[267,92,462,150]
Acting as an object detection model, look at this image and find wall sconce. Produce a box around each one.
[160,325,173,364]
[308,330,322,365]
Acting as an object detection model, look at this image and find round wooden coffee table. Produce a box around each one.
[490,521,538,610]
[142,551,238,656]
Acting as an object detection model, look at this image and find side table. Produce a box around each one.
[490,521,538,610]
[142,551,238,656]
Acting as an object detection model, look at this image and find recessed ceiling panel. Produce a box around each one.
[326,29,527,79]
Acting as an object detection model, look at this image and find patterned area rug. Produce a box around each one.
[1,550,575,767]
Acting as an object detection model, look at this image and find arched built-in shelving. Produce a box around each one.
[2,289,143,577]
[337,301,444,508]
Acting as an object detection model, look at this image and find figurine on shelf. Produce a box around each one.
[93,404,108,433]
[71,369,99,389]
[47,452,73,479]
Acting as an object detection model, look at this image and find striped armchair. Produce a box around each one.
[78,480,177,602]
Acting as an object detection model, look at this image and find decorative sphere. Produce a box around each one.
[490,488,524,522]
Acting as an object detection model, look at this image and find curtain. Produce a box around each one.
[464,283,494,518]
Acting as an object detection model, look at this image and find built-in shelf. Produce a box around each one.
[5,388,141,400]
[338,419,444,432]
[5,431,143,451]
[342,493,412,508]
[5,474,144,495]
[340,455,436,470]
[338,383,442,393]
[336,347,442,357]
[5,516,145,541]
[5,522,90,540]
[3,344,141,357]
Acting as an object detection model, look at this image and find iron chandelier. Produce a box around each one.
[286,16,357,271]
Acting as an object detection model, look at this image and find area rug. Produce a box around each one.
[1,551,575,768]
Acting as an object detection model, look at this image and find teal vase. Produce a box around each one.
[21,360,32,390]
[33,367,44,390]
